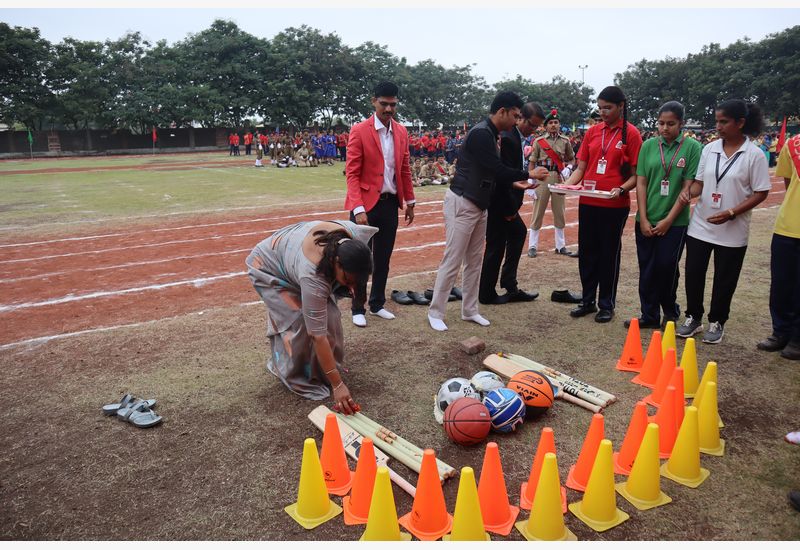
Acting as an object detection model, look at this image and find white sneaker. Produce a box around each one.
[369,308,395,320]
[352,314,366,327]
[462,314,490,327]
[428,315,448,332]
[785,431,800,445]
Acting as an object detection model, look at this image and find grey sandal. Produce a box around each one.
[102,394,156,416]
[116,400,162,428]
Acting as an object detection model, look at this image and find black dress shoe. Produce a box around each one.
[551,289,582,304]
[624,317,660,329]
[424,288,456,302]
[780,341,800,360]
[406,290,430,305]
[757,334,789,352]
[391,290,414,305]
[506,289,539,302]
[555,247,578,258]
[480,293,510,305]
[450,287,463,300]
[595,309,614,323]
[570,303,598,318]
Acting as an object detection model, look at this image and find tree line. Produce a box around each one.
[1,20,797,134]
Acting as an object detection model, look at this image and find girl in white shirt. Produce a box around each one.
[676,99,771,344]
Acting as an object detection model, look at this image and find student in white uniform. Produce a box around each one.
[676,99,771,344]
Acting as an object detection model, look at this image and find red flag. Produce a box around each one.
[777,116,787,153]
[152,127,157,143]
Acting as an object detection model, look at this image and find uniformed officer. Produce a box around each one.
[527,109,578,258]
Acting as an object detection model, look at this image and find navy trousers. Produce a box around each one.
[634,224,687,323]
[578,204,629,311]
[769,233,800,343]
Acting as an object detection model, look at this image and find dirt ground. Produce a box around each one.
[1,203,799,540]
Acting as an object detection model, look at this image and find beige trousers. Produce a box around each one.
[428,189,487,320]
[530,183,566,230]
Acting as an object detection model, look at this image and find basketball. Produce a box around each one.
[443,397,491,446]
[507,370,555,417]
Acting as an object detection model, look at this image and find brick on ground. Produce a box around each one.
[459,336,485,355]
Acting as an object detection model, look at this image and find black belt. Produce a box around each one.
[378,192,396,201]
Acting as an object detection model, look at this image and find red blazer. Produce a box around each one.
[345,115,414,213]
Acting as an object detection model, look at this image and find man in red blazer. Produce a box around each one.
[345,81,416,327]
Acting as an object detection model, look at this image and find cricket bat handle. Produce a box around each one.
[558,391,602,413]
[560,382,607,408]
[388,467,417,498]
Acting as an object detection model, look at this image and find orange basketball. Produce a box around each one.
[443,397,491,446]
[507,370,554,416]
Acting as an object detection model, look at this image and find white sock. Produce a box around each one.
[428,315,448,332]
[462,314,490,327]
[555,227,566,250]
[529,229,539,249]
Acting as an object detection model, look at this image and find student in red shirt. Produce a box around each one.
[562,86,643,323]
[244,131,253,155]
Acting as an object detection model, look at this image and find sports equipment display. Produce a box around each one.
[482,388,526,433]
[435,377,479,424]
[443,397,491,446]
[470,371,505,396]
[507,370,555,416]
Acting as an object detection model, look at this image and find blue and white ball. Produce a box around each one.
[482,388,526,433]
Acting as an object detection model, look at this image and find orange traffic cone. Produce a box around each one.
[566,414,605,492]
[661,406,709,488]
[669,368,686,430]
[343,438,378,525]
[680,338,700,398]
[478,442,519,535]
[319,413,354,496]
[398,449,453,540]
[693,361,724,428]
[613,401,649,476]
[521,427,567,513]
[285,438,343,529]
[616,318,643,372]
[643,348,676,407]
[649,386,678,458]
[632,331,663,388]
[698,382,725,456]
[568,440,630,532]
[515,453,577,541]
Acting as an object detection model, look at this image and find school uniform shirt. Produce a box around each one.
[774,143,800,239]
[635,135,702,226]
[687,138,771,248]
[576,120,643,208]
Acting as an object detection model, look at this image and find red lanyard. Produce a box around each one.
[600,127,620,158]
[658,138,684,180]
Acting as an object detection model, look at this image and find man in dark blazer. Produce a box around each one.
[479,102,546,304]
[345,81,416,327]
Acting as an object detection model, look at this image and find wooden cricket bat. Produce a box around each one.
[308,405,416,498]
[482,353,602,413]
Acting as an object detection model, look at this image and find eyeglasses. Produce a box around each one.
[378,101,398,108]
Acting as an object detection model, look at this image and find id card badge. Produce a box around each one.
[660,180,670,196]
[596,159,607,175]
[711,192,722,209]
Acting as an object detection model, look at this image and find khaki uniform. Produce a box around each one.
[528,133,574,230]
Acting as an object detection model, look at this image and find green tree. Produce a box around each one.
[0,23,54,130]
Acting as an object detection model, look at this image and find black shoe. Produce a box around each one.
[789,490,800,512]
[780,341,800,361]
[570,303,598,318]
[624,317,660,329]
[661,317,677,330]
[390,290,414,305]
[555,247,578,258]
[595,309,614,323]
[480,293,510,305]
[551,289,582,304]
[450,287,463,300]
[406,291,430,305]
[505,289,539,302]
[425,288,456,302]
[757,334,789,352]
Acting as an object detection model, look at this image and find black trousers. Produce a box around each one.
[479,209,526,301]
[769,233,800,342]
[350,193,399,314]
[635,224,687,323]
[578,204,629,311]
[684,235,747,325]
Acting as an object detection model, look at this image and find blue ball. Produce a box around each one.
[482,388,526,433]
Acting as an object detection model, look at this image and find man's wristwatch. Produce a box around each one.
[728,209,736,220]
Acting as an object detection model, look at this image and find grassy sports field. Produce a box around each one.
[0,152,798,540]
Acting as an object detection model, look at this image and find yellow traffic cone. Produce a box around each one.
[515,453,577,541]
[662,320,676,358]
[661,407,709,488]
[285,438,343,529]
[568,440,629,532]
[693,361,723,428]
[616,423,672,510]
[680,338,700,398]
[698,382,725,456]
[443,467,490,541]
[361,467,412,541]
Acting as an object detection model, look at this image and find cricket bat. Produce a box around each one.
[308,405,416,498]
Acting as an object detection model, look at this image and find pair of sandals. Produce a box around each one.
[391,290,430,305]
[102,394,162,428]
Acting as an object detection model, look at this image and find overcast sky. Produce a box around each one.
[2,7,799,99]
